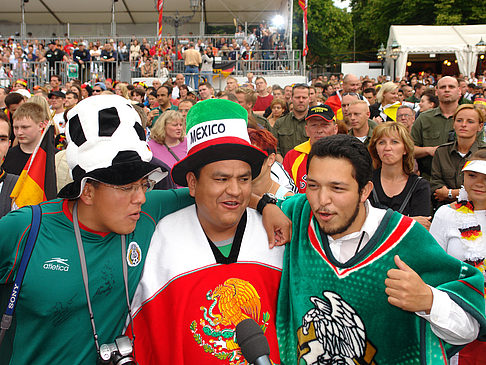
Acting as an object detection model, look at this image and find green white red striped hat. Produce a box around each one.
[171,98,267,186]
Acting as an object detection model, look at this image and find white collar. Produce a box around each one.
[328,201,387,244]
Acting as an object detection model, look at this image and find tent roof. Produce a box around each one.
[0,0,288,26]
[388,25,486,54]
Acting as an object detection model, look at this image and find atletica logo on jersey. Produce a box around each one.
[43,258,70,271]
[127,241,142,267]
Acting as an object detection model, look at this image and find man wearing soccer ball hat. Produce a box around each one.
[128,99,285,364]
[0,95,290,365]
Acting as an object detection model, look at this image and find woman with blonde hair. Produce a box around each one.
[368,122,431,228]
[431,104,485,206]
[148,110,187,171]
[370,81,401,123]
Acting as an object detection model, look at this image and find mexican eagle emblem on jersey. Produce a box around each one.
[297,291,377,365]
[127,241,142,267]
[190,278,270,362]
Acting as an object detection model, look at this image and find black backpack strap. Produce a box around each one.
[0,204,42,346]
[398,176,422,214]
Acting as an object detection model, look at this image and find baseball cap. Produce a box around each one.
[48,90,66,98]
[305,105,335,122]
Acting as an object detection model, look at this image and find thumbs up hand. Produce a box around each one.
[385,255,433,313]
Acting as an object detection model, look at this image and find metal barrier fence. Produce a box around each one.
[0,51,302,90]
[0,60,120,89]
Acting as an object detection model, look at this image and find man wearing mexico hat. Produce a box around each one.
[283,104,337,193]
[128,99,285,364]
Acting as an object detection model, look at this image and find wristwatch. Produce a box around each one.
[448,189,453,199]
[256,193,278,214]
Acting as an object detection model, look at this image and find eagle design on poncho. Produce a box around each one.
[301,291,366,364]
[211,278,261,326]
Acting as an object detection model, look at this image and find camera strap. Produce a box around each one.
[72,201,135,356]
[0,205,42,346]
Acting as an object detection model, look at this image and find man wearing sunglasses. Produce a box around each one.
[0,95,292,364]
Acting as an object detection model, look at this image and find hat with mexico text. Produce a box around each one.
[305,105,335,122]
[171,98,267,186]
[58,95,167,199]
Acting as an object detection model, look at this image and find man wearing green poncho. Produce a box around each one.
[276,134,486,364]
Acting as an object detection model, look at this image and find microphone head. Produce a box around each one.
[235,318,270,363]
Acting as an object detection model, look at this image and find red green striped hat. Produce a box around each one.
[171,99,267,186]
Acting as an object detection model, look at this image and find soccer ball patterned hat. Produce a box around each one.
[171,98,267,186]
[58,95,167,199]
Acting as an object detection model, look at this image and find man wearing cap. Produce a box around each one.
[0,95,290,365]
[48,90,66,132]
[283,105,337,193]
[128,99,285,364]
[92,82,106,95]
[73,43,91,83]
[100,43,117,81]
[11,79,28,92]
[45,42,67,75]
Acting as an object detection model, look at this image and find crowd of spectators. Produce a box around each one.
[0,25,288,84]
[2,46,486,362]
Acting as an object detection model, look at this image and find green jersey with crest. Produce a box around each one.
[0,189,193,365]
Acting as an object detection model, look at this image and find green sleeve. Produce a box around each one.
[141,188,195,222]
[279,193,307,220]
[0,206,33,283]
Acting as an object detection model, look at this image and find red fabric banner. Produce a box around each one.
[299,0,308,56]
[156,0,164,55]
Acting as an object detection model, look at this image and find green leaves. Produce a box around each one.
[293,0,353,64]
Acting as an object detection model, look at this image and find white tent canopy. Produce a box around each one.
[386,25,486,79]
[0,0,291,37]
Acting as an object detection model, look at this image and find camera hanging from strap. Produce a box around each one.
[72,201,136,360]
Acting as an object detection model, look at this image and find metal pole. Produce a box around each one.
[111,1,116,37]
[288,0,293,51]
[21,0,26,42]
[200,0,205,39]
[393,59,396,81]
[302,8,306,79]
[174,16,179,61]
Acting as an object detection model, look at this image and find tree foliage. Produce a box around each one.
[293,0,353,65]
[348,0,486,61]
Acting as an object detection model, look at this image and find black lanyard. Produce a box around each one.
[72,201,135,355]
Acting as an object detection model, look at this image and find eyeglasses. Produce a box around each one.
[93,89,102,93]
[397,113,414,119]
[98,179,156,194]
